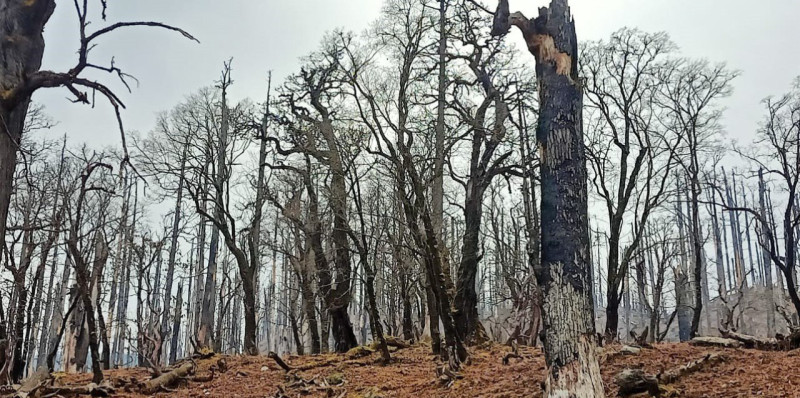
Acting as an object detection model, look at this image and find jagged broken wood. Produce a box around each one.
[491,0,605,395]
[615,353,724,396]
[629,327,652,348]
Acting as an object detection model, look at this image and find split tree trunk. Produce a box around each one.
[493,1,604,396]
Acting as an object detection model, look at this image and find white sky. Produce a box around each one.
[32,0,800,149]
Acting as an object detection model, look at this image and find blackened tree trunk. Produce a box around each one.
[66,163,113,384]
[169,284,183,364]
[455,188,485,342]
[688,156,704,339]
[493,1,604,395]
[0,1,55,252]
[706,172,727,296]
[758,169,775,334]
[161,143,187,355]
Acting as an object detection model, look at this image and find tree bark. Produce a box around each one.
[169,284,183,364]
[493,1,604,395]
[161,143,187,359]
[758,169,776,334]
[0,0,55,251]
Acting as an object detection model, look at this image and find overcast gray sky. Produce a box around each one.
[32,0,800,148]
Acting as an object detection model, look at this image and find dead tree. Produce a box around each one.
[64,159,115,383]
[0,0,196,265]
[339,12,468,367]
[492,1,605,395]
[449,2,522,344]
[272,47,360,352]
[582,28,678,340]
[725,82,800,322]
[659,59,737,338]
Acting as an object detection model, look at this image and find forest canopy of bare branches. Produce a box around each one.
[1,0,799,396]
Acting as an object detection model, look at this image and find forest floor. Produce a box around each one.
[55,341,800,398]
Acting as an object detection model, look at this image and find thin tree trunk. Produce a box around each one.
[758,169,776,335]
[161,143,188,359]
[169,284,183,364]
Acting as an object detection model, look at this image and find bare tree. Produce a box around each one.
[659,59,737,338]
[582,28,678,340]
[727,80,800,320]
[0,0,196,259]
[492,0,605,395]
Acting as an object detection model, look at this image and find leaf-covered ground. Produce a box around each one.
[57,342,800,397]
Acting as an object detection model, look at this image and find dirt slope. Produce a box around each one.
[56,342,800,397]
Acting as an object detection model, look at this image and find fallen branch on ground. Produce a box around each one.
[602,345,641,363]
[502,341,523,365]
[268,351,292,372]
[616,353,725,396]
[38,383,115,397]
[7,368,116,397]
[139,361,195,395]
[720,329,800,351]
[502,352,522,365]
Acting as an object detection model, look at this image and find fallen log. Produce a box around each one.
[616,353,724,396]
[776,330,800,351]
[718,329,800,350]
[40,383,115,397]
[139,361,195,395]
[615,369,659,397]
[720,329,776,350]
[689,336,743,349]
[602,345,641,363]
[381,336,410,349]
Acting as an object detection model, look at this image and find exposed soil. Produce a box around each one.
[54,342,800,397]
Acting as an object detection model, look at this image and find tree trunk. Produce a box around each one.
[493,1,605,395]
[169,284,183,364]
[758,169,776,334]
[69,250,104,383]
[432,0,447,242]
[675,179,693,341]
[454,189,484,342]
[161,143,187,358]
[0,0,55,250]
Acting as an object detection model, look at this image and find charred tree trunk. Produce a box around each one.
[169,284,183,364]
[493,1,604,395]
[758,169,776,334]
[161,143,187,358]
[0,0,55,250]
[454,189,485,342]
